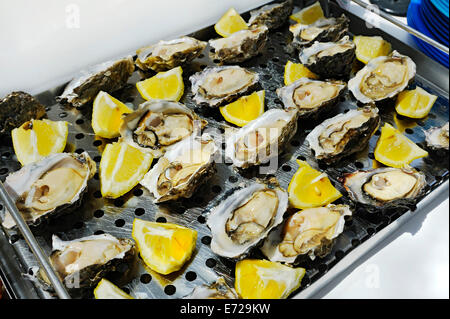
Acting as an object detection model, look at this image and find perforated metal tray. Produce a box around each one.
[0,0,448,299]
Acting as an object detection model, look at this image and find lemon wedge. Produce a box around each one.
[219,90,265,127]
[92,91,132,139]
[100,141,153,198]
[214,8,248,37]
[12,119,68,166]
[235,259,305,299]
[284,61,318,85]
[136,66,184,101]
[288,160,342,209]
[374,123,428,168]
[395,87,437,119]
[353,35,392,64]
[290,1,324,24]
[94,279,134,299]
[132,218,197,275]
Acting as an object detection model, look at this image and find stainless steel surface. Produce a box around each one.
[0,0,448,299]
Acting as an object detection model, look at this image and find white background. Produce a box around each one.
[0,0,448,298]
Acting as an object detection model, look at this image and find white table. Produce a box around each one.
[0,0,448,299]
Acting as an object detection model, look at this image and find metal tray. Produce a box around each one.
[0,0,448,299]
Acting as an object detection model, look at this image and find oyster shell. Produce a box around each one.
[290,14,349,49]
[119,99,207,158]
[190,66,260,107]
[305,106,380,164]
[261,204,352,261]
[57,56,135,108]
[184,277,238,299]
[225,108,298,169]
[0,91,46,135]
[277,78,346,121]
[1,152,96,230]
[348,51,416,104]
[136,36,207,72]
[425,122,449,156]
[248,0,293,30]
[207,179,288,259]
[209,25,269,64]
[299,36,356,79]
[342,166,427,211]
[140,133,218,202]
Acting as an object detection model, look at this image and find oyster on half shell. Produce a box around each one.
[207,179,288,259]
[348,51,416,104]
[261,204,352,262]
[305,106,380,164]
[120,100,207,158]
[425,122,449,156]
[136,36,207,72]
[277,78,346,121]
[140,133,218,203]
[190,66,259,107]
[1,152,96,230]
[248,0,293,30]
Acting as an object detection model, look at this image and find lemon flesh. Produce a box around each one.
[100,141,153,198]
[214,8,248,37]
[132,218,197,275]
[12,119,68,166]
[94,279,134,299]
[288,160,342,209]
[136,66,184,101]
[235,259,305,299]
[353,35,392,64]
[395,87,437,119]
[219,90,265,127]
[92,91,132,139]
[290,1,324,24]
[374,123,428,168]
[284,61,318,85]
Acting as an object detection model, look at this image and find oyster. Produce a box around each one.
[209,26,269,64]
[342,166,427,211]
[261,204,352,261]
[0,91,46,135]
[425,122,449,157]
[299,36,356,79]
[190,66,259,107]
[277,78,346,121]
[290,14,349,49]
[57,56,135,108]
[184,277,238,299]
[41,234,136,293]
[1,152,96,230]
[225,108,298,169]
[305,106,380,164]
[207,179,288,259]
[140,134,218,202]
[348,51,416,104]
[136,36,207,72]
[120,99,207,158]
[248,0,293,30]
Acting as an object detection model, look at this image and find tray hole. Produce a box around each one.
[0,168,8,175]
[374,130,381,136]
[1,151,11,159]
[93,140,102,147]
[94,230,105,235]
[115,219,125,227]
[133,188,143,197]
[94,173,99,180]
[228,176,238,183]
[198,54,205,59]
[75,148,84,154]
[282,164,292,172]
[75,133,84,140]
[416,120,425,127]
[122,287,130,294]
[135,207,145,216]
[263,74,272,80]
[75,118,84,125]
[185,271,197,281]
[213,59,220,64]
[206,258,217,268]
[114,198,124,207]
[355,161,364,169]
[268,47,275,52]
[164,285,176,296]
[9,234,20,244]
[351,239,360,247]
[318,264,328,273]
[197,215,206,224]
[212,185,222,193]
[428,113,436,119]
[140,274,152,284]
[297,155,306,161]
[368,152,375,159]
[94,209,104,218]
[405,128,414,134]
[367,227,375,236]
[93,156,102,163]
[156,216,167,223]
[272,57,280,63]
[201,235,211,245]
[59,112,68,118]
[335,250,345,260]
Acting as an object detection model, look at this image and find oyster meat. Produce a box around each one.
[277,78,346,121]
[136,36,207,72]
[120,100,207,158]
[305,106,380,164]
[207,179,288,259]
[248,0,293,30]
[57,56,135,108]
[425,122,449,156]
[342,166,427,211]
[1,152,96,230]
[225,108,298,169]
[140,134,218,202]
[209,26,269,64]
[290,14,349,49]
[348,51,416,104]
[261,204,352,261]
[190,66,260,107]
[299,36,356,79]
[184,277,238,299]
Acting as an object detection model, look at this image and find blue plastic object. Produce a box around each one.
[430,0,449,19]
